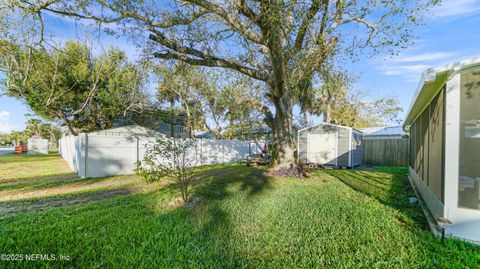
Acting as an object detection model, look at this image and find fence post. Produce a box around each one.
[84,133,88,178]
[136,137,139,164]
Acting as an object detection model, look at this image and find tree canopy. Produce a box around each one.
[0,41,148,135]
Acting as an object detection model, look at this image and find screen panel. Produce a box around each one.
[421,108,430,184]
[459,71,480,210]
[410,123,416,168]
[428,88,445,201]
[415,114,422,175]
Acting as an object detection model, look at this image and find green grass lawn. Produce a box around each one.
[0,154,478,268]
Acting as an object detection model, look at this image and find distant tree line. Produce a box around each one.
[0,118,62,147]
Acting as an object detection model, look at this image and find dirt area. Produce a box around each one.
[0,167,239,216]
[0,177,143,203]
[0,185,149,216]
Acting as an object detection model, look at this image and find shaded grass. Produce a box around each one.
[0,153,78,191]
[0,155,478,268]
[323,167,427,229]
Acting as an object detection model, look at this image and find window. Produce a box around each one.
[459,71,480,210]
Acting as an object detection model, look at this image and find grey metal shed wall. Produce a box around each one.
[352,130,364,167]
[336,128,351,167]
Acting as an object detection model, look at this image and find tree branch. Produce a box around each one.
[287,0,322,60]
[183,0,264,44]
[153,51,268,81]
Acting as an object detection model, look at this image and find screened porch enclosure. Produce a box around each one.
[409,87,445,203]
[459,71,480,210]
[404,58,480,242]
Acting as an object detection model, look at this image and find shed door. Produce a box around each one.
[308,132,337,165]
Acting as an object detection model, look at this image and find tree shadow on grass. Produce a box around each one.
[0,172,80,191]
[1,165,478,268]
[192,165,272,201]
[1,165,273,267]
[322,168,428,230]
[0,154,61,164]
[0,187,138,216]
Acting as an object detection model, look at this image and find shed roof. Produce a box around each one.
[298,122,362,133]
[360,126,406,137]
[403,57,480,130]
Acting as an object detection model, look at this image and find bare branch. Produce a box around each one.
[183,0,264,44]
[153,51,268,81]
[287,0,322,59]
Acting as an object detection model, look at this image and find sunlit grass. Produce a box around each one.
[0,154,478,268]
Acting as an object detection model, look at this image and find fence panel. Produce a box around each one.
[59,135,265,178]
[363,138,410,167]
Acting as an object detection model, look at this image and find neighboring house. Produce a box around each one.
[89,125,163,137]
[194,130,214,139]
[156,119,190,138]
[360,126,406,140]
[114,109,190,138]
[298,123,364,168]
[194,125,273,140]
[403,57,480,242]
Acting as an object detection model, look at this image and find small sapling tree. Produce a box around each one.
[135,138,198,203]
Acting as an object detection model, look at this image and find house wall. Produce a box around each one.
[409,166,444,220]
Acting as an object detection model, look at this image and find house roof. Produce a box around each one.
[360,126,406,137]
[89,125,165,137]
[403,57,480,130]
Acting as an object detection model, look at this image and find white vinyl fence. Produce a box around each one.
[60,133,265,178]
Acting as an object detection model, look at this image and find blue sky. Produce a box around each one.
[1,0,480,133]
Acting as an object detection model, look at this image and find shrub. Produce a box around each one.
[136,138,197,203]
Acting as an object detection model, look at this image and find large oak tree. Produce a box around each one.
[3,0,438,170]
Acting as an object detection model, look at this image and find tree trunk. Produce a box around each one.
[270,96,296,169]
[303,111,308,128]
[50,109,78,135]
[48,130,58,149]
[170,100,175,137]
[324,104,332,123]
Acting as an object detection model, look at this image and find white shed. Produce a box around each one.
[297,123,364,168]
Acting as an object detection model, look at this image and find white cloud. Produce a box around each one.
[394,52,456,63]
[432,0,480,18]
[378,50,462,82]
[0,111,18,134]
[381,64,430,75]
